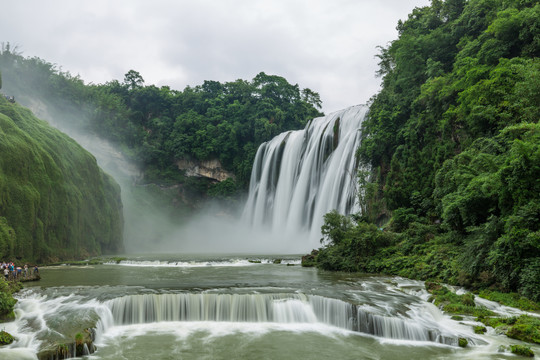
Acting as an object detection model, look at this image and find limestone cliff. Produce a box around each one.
[176,158,235,182]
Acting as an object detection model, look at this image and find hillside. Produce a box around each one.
[317,0,539,301]
[0,49,323,200]
[0,96,123,262]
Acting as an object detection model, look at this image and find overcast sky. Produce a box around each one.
[1,0,430,113]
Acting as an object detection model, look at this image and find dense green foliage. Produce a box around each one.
[0,278,17,321]
[0,97,123,262]
[0,49,322,194]
[317,0,540,301]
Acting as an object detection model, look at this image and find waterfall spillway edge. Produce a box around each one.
[242,105,366,250]
[6,262,534,360]
[101,292,469,345]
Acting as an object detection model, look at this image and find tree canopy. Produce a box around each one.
[319,0,540,301]
[0,48,323,196]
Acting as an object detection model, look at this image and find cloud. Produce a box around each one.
[0,0,430,112]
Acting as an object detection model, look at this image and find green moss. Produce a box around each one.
[425,282,495,317]
[510,345,534,357]
[480,315,539,344]
[506,316,540,344]
[480,315,517,329]
[0,330,14,345]
[458,337,468,348]
[0,278,18,321]
[451,315,464,321]
[478,290,540,311]
[474,325,487,334]
[0,98,123,262]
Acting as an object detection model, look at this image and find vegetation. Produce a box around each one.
[0,97,123,263]
[0,278,19,321]
[315,0,540,304]
[510,345,534,358]
[0,46,322,197]
[425,281,495,317]
[478,290,540,311]
[0,330,14,345]
[480,315,540,344]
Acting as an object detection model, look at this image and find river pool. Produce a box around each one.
[1,254,538,359]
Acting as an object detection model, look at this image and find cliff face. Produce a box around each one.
[176,158,235,182]
[0,97,123,262]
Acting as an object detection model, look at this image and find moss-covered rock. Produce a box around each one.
[37,328,96,360]
[0,330,14,345]
[506,316,540,344]
[474,325,487,334]
[480,315,540,345]
[510,344,534,357]
[425,282,494,317]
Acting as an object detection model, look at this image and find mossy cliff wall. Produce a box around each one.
[0,96,123,262]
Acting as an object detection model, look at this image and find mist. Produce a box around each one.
[3,77,314,255]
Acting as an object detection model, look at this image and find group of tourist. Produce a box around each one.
[3,94,15,103]
[1,262,38,280]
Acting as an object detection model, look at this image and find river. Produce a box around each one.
[1,254,538,359]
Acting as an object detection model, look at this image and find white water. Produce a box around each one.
[242,105,366,249]
[4,290,476,356]
[104,258,301,267]
[3,262,540,359]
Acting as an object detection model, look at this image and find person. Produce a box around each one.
[24,264,28,277]
[34,265,39,275]
[3,267,8,280]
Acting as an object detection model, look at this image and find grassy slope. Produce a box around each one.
[0,96,123,263]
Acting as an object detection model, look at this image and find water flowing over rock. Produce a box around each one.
[100,292,468,345]
[242,105,366,249]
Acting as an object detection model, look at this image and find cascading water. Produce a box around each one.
[98,292,471,346]
[5,262,537,360]
[242,105,366,249]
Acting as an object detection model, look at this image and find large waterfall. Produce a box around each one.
[243,105,366,249]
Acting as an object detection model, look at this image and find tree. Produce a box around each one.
[123,70,144,90]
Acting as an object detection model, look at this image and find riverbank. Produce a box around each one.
[303,247,540,353]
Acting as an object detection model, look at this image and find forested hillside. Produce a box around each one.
[0,47,322,198]
[0,96,123,262]
[317,0,540,301]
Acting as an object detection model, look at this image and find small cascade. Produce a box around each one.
[100,292,467,345]
[106,293,311,324]
[242,105,367,249]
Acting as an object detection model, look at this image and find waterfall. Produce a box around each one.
[100,292,469,345]
[242,105,366,249]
